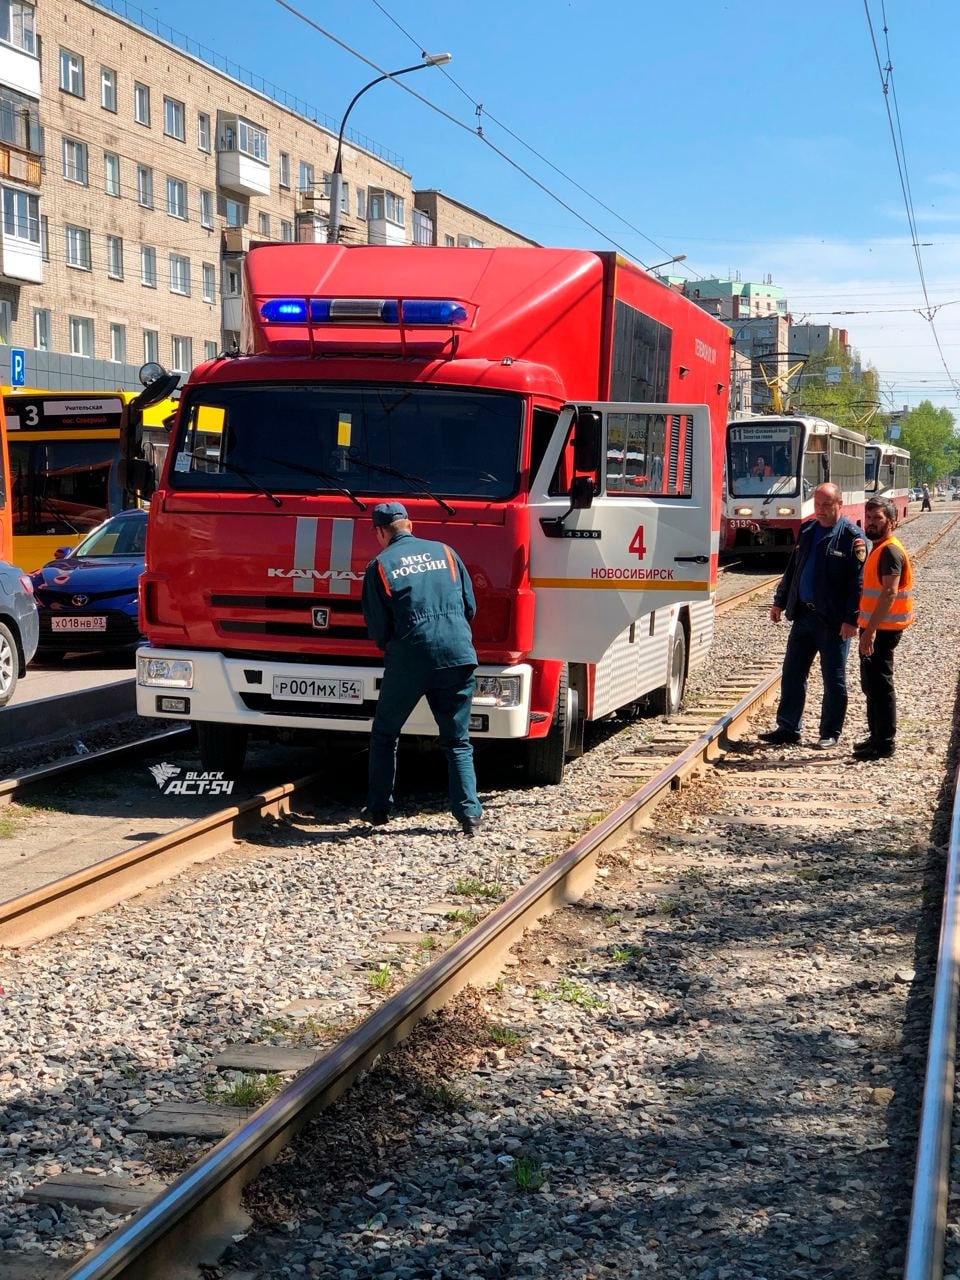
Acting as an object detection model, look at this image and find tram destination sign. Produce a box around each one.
[729,424,795,442]
[5,395,126,432]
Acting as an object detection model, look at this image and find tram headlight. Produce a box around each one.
[776,506,795,516]
[138,656,194,688]
[473,675,522,708]
[735,506,753,516]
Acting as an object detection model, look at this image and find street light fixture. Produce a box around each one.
[328,53,453,245]
[645,253,686,274]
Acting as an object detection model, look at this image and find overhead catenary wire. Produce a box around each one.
[272,0,693,275]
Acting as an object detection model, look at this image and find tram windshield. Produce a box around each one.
[865,444,880,492]
[727,420,802,498]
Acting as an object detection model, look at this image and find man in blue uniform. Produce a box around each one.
[759,482,867,749]
[361,502,483,835]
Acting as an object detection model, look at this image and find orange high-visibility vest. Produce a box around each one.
[858,534,914,630]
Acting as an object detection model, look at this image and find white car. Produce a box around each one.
[0,560,39,706]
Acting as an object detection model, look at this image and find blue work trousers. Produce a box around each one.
[368,662,482,823]
[776,607,852,739]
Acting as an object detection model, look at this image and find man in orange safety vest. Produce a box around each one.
[854,497,914,761]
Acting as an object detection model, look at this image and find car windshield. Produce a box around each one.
[727,420,803,497]
[71,517,147,558]
[168,384,523,501]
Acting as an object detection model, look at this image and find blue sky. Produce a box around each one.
[140,0,960,411]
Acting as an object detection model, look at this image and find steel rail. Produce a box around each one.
[0,726,190,805]
[60,669,782,1280]
[903,756,960,1280]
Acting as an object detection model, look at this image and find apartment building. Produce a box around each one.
[683,275,787,322]
[0,0,535,392]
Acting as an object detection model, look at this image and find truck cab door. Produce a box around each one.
[528,401,714,663]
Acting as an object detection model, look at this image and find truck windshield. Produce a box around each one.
[168,384,522,500]
[727,420,802,498]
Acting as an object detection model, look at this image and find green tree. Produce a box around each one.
[896,400,960,484]
[788,338,886,436]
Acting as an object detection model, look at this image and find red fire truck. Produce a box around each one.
[134,245,730,783]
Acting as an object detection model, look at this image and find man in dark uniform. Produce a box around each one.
[759,482,867,749]
[361,502,483,835]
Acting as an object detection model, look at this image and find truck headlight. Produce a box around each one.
[138,656,194,688]
[473,675,522,708]
[776,506,795,516]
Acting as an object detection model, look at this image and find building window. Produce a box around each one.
[204,339,218,362]
[106,234,123,280]
[224,197,244,228]
[279,151,290,188]
[140,244,157,288]
[166,176,187,220]
[169,253,190,296]
[225,265,240,296]
[143,328,158,364]
[444,234,455,247]
[134,81,150,126]
[3,187,38,241]
[69,315,93,357]
[110,322,126,364]
[65,224,91,270]
[458,234,485,248]
[221,118,268,162]
[197,111,211,152]
[163,96,185,142]
[136,164,153,208]
[200,189,214,229]
[258,211,270,237]
[171,334,192,373]
[369,189,404,225]
[298,160,314,193]
[39,213,47,259]
[202,261,215,302]
[280,219,293,243]
[0,87,38,151]
[0,0,36,55]
[412,208,433,246]
[357,188,366,219]
[104,151,120,197]
[59,48,84,97]
[33,307,50,350]
[100,66,116,112]
[62,138,88,185]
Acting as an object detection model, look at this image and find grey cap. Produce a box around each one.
[371,501,409,527]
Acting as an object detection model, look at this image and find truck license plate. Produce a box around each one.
[52,616,107,631]
[272,675,363,704]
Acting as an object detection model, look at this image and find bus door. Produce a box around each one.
[528,401,713,663]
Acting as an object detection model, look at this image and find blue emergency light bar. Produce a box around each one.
[259,297,469,326]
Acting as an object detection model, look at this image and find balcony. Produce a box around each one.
[222,226,248,255]
[0,43,39,100]
[0,140,39,188]
[222,296,242,332]
[0,231,41,283]
[217,114,270,197]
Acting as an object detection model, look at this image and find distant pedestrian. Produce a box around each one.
[854,498,915,761]
[921,483,932,512]
[361,502,483,836]
[759,483,867,750]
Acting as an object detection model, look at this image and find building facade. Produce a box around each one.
[0,0,535,392]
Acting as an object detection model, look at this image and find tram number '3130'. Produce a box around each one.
[629,525,647,560]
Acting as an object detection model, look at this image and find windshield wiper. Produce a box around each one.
[39,493,80,534]
[356,458,456,516]
[265,457,367,510]
[184,451,282,507]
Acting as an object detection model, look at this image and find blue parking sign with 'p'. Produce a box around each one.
[10,348,25,386]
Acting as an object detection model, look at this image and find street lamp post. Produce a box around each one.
[645,253,686,274]
[328,53,452,245]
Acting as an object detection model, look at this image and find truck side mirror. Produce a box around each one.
[121,457,155,499]
[573,410,602,475]
[569,474,595,510]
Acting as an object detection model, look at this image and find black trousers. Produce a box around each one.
[859,629,901,749]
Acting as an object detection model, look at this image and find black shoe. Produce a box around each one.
[460,815,482,837]
[360,807,389,826]
[758,728,801,746]
[853,738,876,753]
[853,743,895,761]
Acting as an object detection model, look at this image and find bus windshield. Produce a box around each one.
[169,384,523,501]
[10,439,121,536]
[727,420,803,498]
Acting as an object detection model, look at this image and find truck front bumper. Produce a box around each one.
[136,648,533,740]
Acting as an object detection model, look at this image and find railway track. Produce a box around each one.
[3,512,958,1278]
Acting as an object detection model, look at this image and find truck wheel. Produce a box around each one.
[0,621,18,707]
[649,623,687,717]
[195,722,248,777]
[525,665,571,786]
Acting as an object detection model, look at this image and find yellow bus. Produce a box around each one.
[7,381,179,569]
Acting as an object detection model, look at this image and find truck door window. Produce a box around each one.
[605,412,686,498]
[529,407,559,487]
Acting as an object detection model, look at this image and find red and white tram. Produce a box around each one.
[722,415,867,555]
[865,442,911,523]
